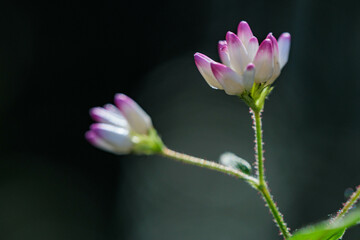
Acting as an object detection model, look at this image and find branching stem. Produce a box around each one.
[158,109,292,239]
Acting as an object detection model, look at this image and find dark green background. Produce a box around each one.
[0,0,359,239]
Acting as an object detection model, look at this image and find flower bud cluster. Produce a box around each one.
[194,21,291,110]
[86,94,163,155]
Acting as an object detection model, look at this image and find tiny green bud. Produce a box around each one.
[219,152,252,174]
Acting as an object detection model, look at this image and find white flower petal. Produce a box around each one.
[103,104,124,117]
[211,62,245,95]
[247,36,259,61]
[90,107,129,129]
[266,62,280,85]
[237,21,254,48]
[114,94,153,134]
[194,52,223,89]
[218,41,231,67]
[243,63,255,91]
[267,33,279,61]
[266,33,281,84]
[226,31,251,74]
[86,130,119,154]
[278,33,291,69]
[89,124,133,154]
[253,39,274,83]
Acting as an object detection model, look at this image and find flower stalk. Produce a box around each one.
[253,110,265,184]
[160,147,259,189]
[252,108,291,239]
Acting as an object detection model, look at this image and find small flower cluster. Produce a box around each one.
[86,94,163,155]
[194,21,290,105]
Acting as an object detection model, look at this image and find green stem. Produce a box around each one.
[252,109,291,239]
[335,185,360,220]
[258,183,291,239]
[160,147,259,189]
[254,110,265,183]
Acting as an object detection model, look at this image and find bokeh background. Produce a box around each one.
[0,0,359,239]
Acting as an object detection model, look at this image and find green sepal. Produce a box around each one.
[239,83,273,112]
[131,128,165,155]
[255,86,273,111]
[289,209,360,240]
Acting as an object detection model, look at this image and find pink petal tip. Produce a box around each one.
[246,63,255,71]
[114,93,134,111]
[259,39,273,52]
[279,32,291,40]
[226,31,240,45]
[237,21,253,35]
[210,62,228,79]
[89,107,103,122]
[218,40,227,49]
[85,130,99,145]
[194,52,213,66]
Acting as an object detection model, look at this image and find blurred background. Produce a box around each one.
[0,0,359,239]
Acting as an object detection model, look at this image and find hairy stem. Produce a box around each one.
[160,147,259,189]
[253,110,265,183]
[335,185,360,220]
[258,183,291,238]
[252,109,291,239]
